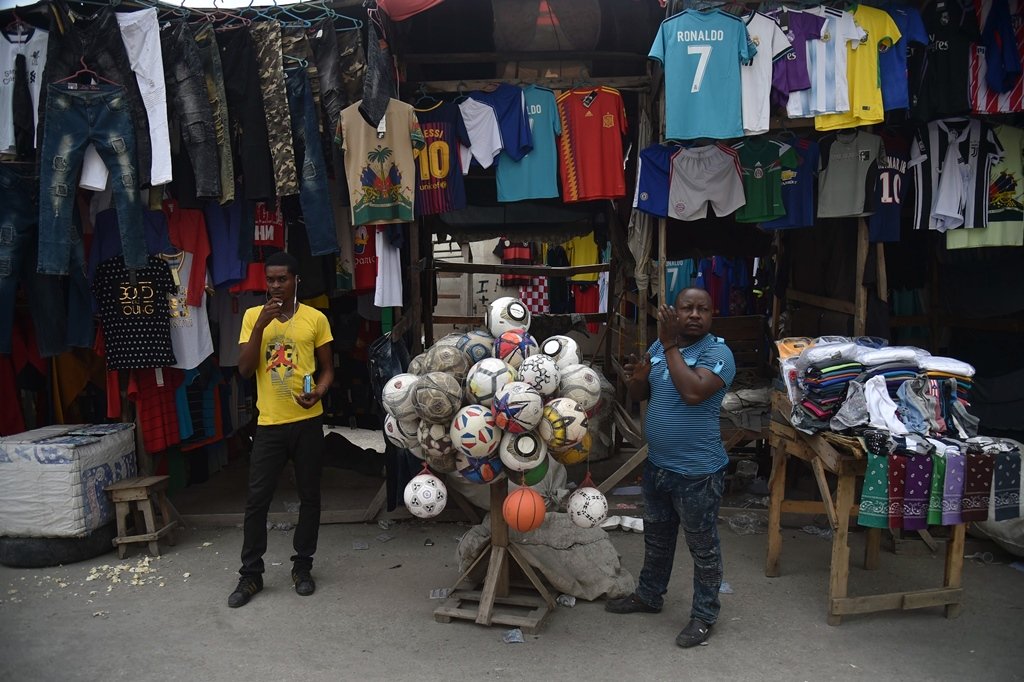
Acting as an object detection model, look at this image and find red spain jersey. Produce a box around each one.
[556,87,628,202]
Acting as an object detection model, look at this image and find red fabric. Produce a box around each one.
[571,283,600,333]
[519,277,549,314]
[164,199,211,307]
[353,224,379,293]
[0,354,26,436]
[253,202,286,247]
[556,87,628,202]
[95,324,123,420]
[495,239,532,286]
[128,368,184,454]
[229,262,267,294]
[377,0,445,21]
[9,310,46,377]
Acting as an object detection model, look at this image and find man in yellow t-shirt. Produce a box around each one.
[228,252,334,608]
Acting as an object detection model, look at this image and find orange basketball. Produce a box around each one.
[502,487,547,533]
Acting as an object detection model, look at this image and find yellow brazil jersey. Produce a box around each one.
[815,5,901,131]
[240,303,333,426]
[564,232,600,282]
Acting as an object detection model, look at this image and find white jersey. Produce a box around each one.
[167,251,214,371]
[741,12,793,135]
[374,228,403,308]
[0,26,48,152]
[457,97,502,172]
[786,7,865,118]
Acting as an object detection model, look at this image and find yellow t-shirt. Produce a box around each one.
[815,5,901,131]
[563,232,600,283]
[240,303,333,426]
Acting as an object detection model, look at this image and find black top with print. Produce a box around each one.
[913,0,981,120]
[92,255,177,370]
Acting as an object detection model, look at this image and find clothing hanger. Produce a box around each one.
[210,0,251,29]
[283,54,309,69]
[453,81,468,104]
[333,13,364,31]
[273,0,312,28]
[413,85,440,108]
[4,8,34,40]
[55,57,120,86]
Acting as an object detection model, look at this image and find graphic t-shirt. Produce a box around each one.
[164,199,211,308]
[761,137,819,229]
[741,12,793,136]
[817,130,884,218]
[471,84,533,162]
[732,137,798,222]
[816,5,901,130]
[880,3,929,111]
[870,131,912,242]
[0,27,47,152]
[339,98,424,225]
[239,303,333,426]
[969,0,1024,114]
[414,102,470,215]
[92,255,177,370]
[556,86,628,202]
[352,223,379,293]
[162,251,214,371]
[496,85,561,202]
[787,7,866,118]
[915,0,981,120]
[947,124,1024,248]
[649,9,757,140]
[767,8,827,98]
[633,142,682,218]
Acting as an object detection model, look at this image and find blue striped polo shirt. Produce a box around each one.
[644,334,736,476]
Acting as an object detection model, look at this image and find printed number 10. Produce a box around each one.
[416,141,450,180]
[687,44,712,93]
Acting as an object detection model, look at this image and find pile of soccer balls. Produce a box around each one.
[393,296,607,528]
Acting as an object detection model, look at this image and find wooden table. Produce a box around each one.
[766,392,966,625]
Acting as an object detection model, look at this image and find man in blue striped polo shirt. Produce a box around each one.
[606,288,736,649]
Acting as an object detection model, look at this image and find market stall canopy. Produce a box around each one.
[377,0,446,21]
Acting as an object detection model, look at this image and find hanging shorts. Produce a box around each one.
[668,144,745,221]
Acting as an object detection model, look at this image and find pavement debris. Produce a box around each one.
[502,628,525,644]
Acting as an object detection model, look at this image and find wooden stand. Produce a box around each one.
[433,479,555,634]
[106,476,181,559]
[765,393,966,625]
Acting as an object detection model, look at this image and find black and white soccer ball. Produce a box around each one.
[567,486,608,528]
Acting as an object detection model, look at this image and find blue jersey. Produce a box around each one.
[644,335,736,476]
[649,9,756,140]
[870,132,909,243]
[496,85,560,202]
[761,137,818,230]
[471,84,533,162]
[880,3,928,111]
[632,143,681,217]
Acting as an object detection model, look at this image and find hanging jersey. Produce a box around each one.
[352,222,379,293]
[556,86,628,202]
[471,84,533,162]
[496,85,561,202]
[870,131,913,242]
[731,137,798,223]
[909,118,1004,231]
[741,12,793,136]
[948,124,1024,248]
[969,0,1024,114]
[667,144,746,221]
[633,143,682,218]
[648,9,757,140]
[457,97,502,171]
[761,137,819,229]
[817,129,884,218]
[0,26,47,152]
[880,4,929,111]
[164,251,214,371]
[767,8,827,97]
[915,0,981,120]
[414,102,470,215]
[492,238,533,286]
[564,232,600,283]
[786,7,865,118]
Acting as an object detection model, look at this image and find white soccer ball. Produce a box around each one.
[450,404,501,458]
[558,363,603,412]
[407,353,426,375]
[434,332,464,348]
[456,329,495,364]
[454,450,504,484]
[403,473,448,519]
[384,414,419,449]
[464,357,516,407]
[497,431,548,472]
[537,397,589,449]
[486,296,532,337]
[518,354,560,397]
[541,335,581,369]
[382,373,420,421]
[423,343,471,383]
[492,328,539,370]
[492,381,544,434]
[413,372,464,424]
[567,486,608,528]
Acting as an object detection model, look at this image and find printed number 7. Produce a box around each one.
[687,44,712,93]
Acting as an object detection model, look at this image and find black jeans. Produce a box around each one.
[240,416,325,576]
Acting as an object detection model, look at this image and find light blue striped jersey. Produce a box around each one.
[785,7,865,118]
[644,334,736,476]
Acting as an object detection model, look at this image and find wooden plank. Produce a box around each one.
[403,51,649,64]
[811,458,838,531]
[780,500,826,515]
[917,528,939,553]
[902,588,963,610]
[180,509,370,527]
[360,482,388,523]
[831,588,962,615]
[597,444,648,494]
[944,523,967,619]
[433,261,610,277]
[416,76,652,93]
[508,543,556,609]
[612,402,644,448]
[854,219,869,336]
[765,444,787,578]
[876,242,889,304]
[106,475,169,491]
[826,471,856,625]
[475,546,508,626]
[864,527,881,570]
[433,313,607,326]
[786,289,856,316]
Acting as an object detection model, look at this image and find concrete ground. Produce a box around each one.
[1,516,1022,682]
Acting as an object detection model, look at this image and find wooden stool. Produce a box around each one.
[105,476,180,559]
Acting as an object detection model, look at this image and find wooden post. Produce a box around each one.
[854,219,869,337]
[827,470,857,625]
[765,440,787,578]
[409,219,423,355]
[944,523,967,619]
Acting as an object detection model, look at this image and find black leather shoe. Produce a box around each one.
[292,569,315,596]
[228,575,263,608]
[604,593,661,614]
[676,618,713,648]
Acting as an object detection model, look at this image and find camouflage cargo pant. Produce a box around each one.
[192,23,234,204]
[251,20,298,197]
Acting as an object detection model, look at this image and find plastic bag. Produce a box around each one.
[727,512,768,535]
[368,331,410,410]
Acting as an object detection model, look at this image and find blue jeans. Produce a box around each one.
[37,84,146,275]
[636,462,726,625]
[284,67,338,256]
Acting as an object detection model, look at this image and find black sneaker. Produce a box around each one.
[292,568,315,596]
[676,618,713,648]
[227,575,263,608]
[604,593,661,614]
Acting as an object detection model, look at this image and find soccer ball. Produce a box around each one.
[486,296,532,337]
[537,397,589,449]
[492,328,538,370]
[567,486,608,528]
[492,381,544,433]
[382,373,419,421]
[517,354,560,397]
[418,419,456,459]
[464,358,516,407]
[404,473,447,519]
[455,451,504,484]
[434,332,464,348]
[423,343,471,383]
[498,431,548,472]
[558,363,602,412]
[450,404,500,458]
[408,442,426,460]
[550,431,592,465]
[456,329,494,364]
[413,372,464,424]
[407,353,426,375]
[384,414,419,449]
[540,335,581,369]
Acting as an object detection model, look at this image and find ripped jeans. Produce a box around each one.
[635,462,726,625]
[37,84,146,275]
